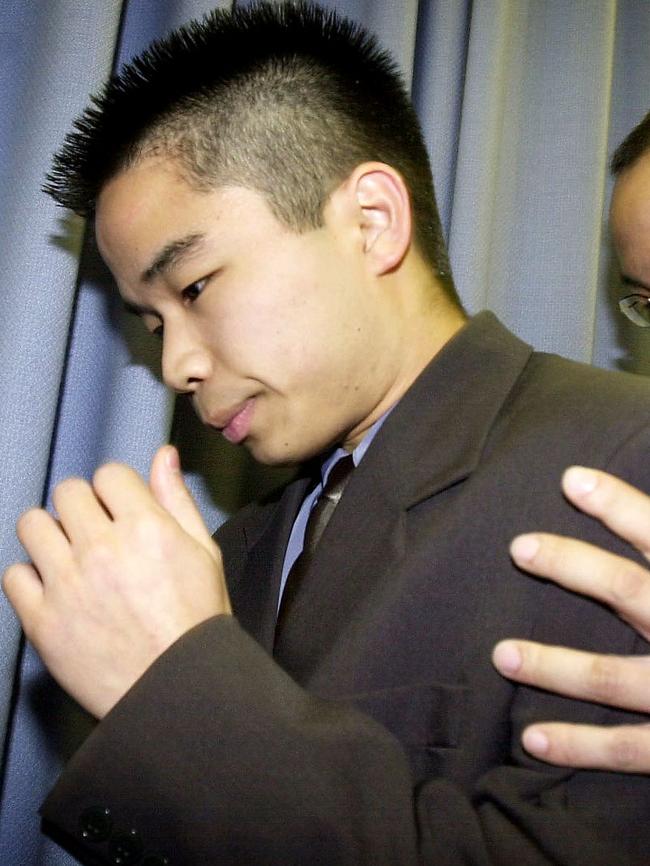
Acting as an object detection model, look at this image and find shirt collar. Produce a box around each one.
[319,408,393,486]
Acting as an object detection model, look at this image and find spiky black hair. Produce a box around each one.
[44,1,454,283]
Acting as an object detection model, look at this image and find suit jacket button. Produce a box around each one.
[108,829,144,864]
[79,806,112,842]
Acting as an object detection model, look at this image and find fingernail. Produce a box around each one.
[492,641,522,675]
[523,727,549,756]
[510,534,540,562]
[166,446,180,473]
[563,466,597,496]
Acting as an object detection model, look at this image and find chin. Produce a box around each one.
[245,434,326,467]
[244,440,301,467]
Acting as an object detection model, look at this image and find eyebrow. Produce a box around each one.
[621,274,650,294]
[140,232,206,284]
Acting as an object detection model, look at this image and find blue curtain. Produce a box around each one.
[1,1,649,862]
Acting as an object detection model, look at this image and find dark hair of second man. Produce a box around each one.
[611,109,650,175]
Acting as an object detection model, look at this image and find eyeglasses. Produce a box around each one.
[619,294,650,328]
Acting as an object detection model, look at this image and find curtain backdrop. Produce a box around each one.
[1,1,649,862]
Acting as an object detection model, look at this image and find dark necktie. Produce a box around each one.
[276,454,355,631]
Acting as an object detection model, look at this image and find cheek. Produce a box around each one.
[197,252,363,386]
[197,285,317,378]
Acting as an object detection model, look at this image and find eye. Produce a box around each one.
[151,323,164,339]
[182,277,207,303]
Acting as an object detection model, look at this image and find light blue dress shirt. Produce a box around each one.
[278,412,391,610]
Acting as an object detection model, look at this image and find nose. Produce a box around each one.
[161,320,212,394]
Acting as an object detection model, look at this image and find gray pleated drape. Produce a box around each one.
[1,1,649,862]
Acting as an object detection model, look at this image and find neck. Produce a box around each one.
[342,271,467,451]
[394,260,467,381]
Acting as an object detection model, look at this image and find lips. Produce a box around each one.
[207,398,255,445]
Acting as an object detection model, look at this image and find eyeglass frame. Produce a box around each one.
[619,293,650,328]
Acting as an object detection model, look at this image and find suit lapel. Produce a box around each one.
[229,474,311,653]
[386,311,534,509]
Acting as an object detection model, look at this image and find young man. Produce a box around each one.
[493,110,650,774]
[5,4,650,864]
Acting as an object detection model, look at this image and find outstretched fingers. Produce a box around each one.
[520,721,650,774]
[492,640,650,714]
[561,467,650,559]
[509,532,650,641]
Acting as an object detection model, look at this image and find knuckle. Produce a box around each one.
[610,561,648,606]
[607,730,645,772]
[125,509,172,560]
[73,534,121,592]
[92,463,114,489]
[53,476,87,507]
[93,461,127,491]
[587,655,624,703]
[16,508,42,537]
[129,511,168,551]
[81,538,118,579]
[2,563,22,594]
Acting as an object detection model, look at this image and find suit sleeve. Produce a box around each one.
[41,610,649,866]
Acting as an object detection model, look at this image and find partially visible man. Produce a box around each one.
[494,109,650,774]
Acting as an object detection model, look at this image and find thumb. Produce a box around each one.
[150,445,215,551]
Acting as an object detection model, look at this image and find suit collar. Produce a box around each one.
[365,311,533,508]
[229,473,310,651]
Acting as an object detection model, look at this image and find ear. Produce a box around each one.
[350,163,413,275]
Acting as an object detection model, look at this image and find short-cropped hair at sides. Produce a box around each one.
[44,1,453,282]
[611,109,650,175]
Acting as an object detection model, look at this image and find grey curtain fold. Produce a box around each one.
[0,8,123,862]
[1,1,648,862]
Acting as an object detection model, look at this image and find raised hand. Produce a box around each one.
[3,446,231,719]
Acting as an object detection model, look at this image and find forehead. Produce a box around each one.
[96,158,195,272]
[610,151,650,289]
[94,158,283,290]
[610,151,650,243]
[96,157,208,252]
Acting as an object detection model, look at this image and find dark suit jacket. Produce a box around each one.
[41,313,650,864]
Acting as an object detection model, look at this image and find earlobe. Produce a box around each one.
[354,164,412,274]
